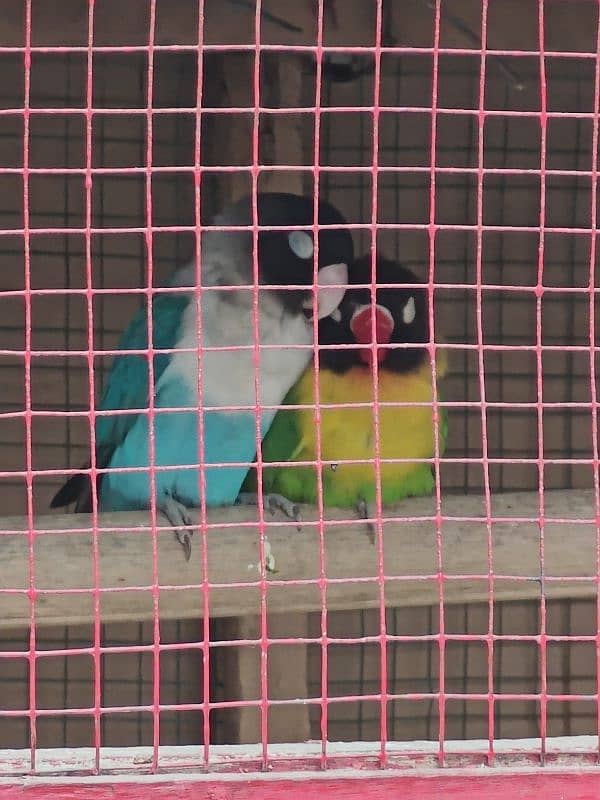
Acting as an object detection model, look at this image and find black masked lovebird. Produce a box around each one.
[240,255,448,537]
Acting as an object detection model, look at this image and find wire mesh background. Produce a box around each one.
[1,0,600,760]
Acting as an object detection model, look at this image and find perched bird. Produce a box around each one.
[51,192,353,558]
[242,254,448,539]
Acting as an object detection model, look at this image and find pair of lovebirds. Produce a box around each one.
[52,192,447,558]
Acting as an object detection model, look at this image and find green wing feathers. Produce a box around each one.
[241,380,314,501]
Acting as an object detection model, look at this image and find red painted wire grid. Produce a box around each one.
[0,0,599,777]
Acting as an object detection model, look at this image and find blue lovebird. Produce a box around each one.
[51,192,353,558]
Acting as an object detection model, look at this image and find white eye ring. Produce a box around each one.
[403,296,416,325]
[288,230,314,259]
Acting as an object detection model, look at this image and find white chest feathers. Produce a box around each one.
[157,287,313,419]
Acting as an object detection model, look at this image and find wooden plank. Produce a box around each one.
[3,740,600,796]
[258,53,306,196]
[214,613,311,744]
[0,489,598,629]
[2,737,600,774]
[2,771,600,799]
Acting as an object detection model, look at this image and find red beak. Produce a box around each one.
[349,303,395,367]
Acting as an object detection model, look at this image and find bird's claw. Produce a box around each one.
[176,529,193,562]
[160,494,195,561]
[265,494,301,527]
[237,492,302,531]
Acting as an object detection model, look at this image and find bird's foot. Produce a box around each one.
[237,491,302,531]
[357,498,376,545]
[160,494,194,561]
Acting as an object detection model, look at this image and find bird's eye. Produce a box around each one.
[402,296,416,325]
[288,230,314,259]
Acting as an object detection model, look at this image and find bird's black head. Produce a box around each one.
[318,255,429,374]
[253,192,353,320]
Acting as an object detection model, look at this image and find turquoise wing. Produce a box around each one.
[96,292,190,449]
[51,291,190,511]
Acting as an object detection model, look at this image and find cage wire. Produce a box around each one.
[0,0,600,771]
[0,38,210,749]
[311,15,600,743]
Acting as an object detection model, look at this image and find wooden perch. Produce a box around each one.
[0,489,597,630]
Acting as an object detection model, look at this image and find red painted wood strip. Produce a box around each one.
[3,772,600,800]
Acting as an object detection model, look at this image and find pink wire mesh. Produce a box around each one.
[0,0,599,780]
